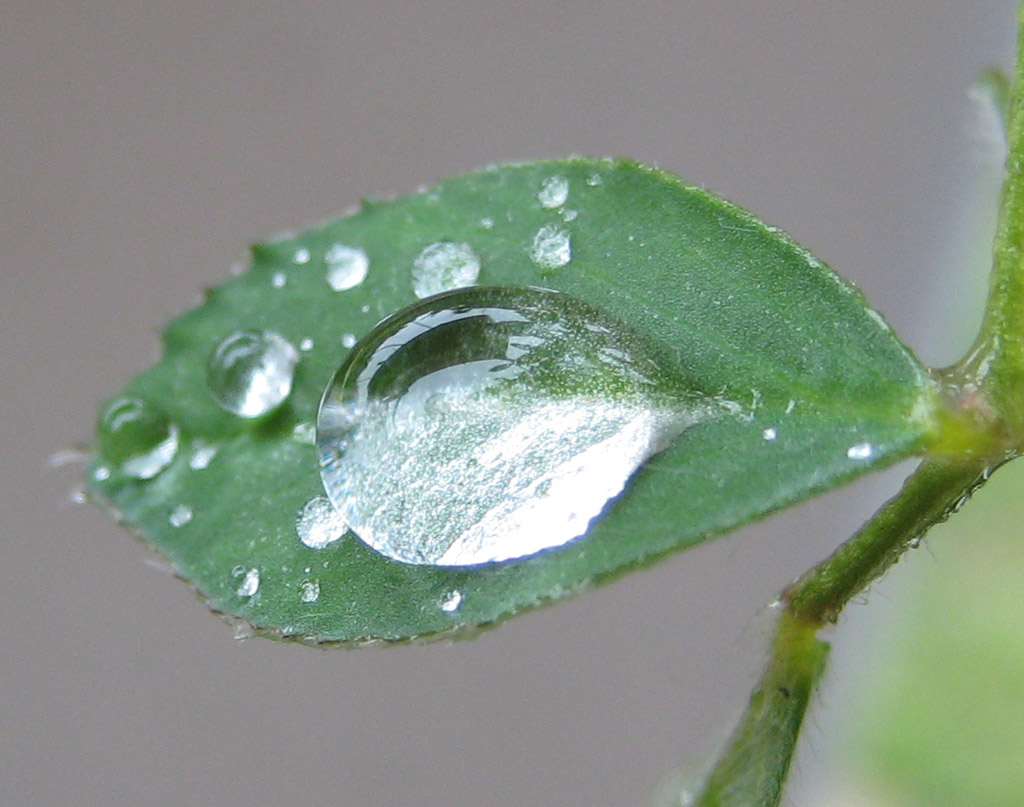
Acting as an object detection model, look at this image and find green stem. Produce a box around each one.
[784,458,987,624]
[964,1,1024,438]
[692,458,988,807]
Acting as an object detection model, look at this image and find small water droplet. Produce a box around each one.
[341,333,357,349]
[317,286,698,566]
[324,244,369,291]
[97,398,180,479]
[237,568,260,597]
[586,173,603,186]
[412,241,481,298]
[293,248,311,265]
[562,209,578,222]
[68,488,87,505]
[300,580,320,603]
[295,495,348,549]
[292,422,316,445]
[480,217,494,229]
[300,337,315,352]
[188,441,218,470]
[271,271,287,288]
[846,442,873,460]
[762,427,777,441]
[530,225,571,271]
[538,175,569,208]
[169,504,193,527]
[207,331,299,417]
[93,466,111,481]
[440,590,463,612]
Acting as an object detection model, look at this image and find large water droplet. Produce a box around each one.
[324,244,369,291]
[412,241,480,298]
[207,331,299,417]
[316,286,696,566]
[530,225,571,271]
[97,397,179,479]
[295,495,348,549]
[538,175,569,208]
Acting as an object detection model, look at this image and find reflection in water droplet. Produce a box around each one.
[324,244,369,291]
[169,504,193,527]
[538,175,569,208]
[341,333,357,349]
[412,241,480,298]
[207,331,299,417]
[530,225,571,271]
[300,580,320,603]
[97,398,179,479]
[188,440,218,470]
[317,286,698,566]
[237,568,260,597]
[847,442,873,460]
[440,590,463,612]
[293,248,311,265]
[296,495,348,549]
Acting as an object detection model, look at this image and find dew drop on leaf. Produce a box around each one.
[295,495,348,549]
[188,440,218,470]
[316,286,700,566]
[300,580,320,603]
[169,503,193,527]
[324,244,369,291]
[538,175,569,209]
[96,397,179,479]
[411,241,480,298]
[440,590,463,612]
[207,330,299,418]
[530,225,571,271]
[237,568,260,597]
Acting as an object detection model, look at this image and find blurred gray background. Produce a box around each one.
[1,3,1016,806]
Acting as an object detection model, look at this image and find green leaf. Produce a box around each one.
[87,158,940,643]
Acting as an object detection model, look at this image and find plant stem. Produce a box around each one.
[693,6,1024,804]
[691,458,989,807]
[965,1,1024,437]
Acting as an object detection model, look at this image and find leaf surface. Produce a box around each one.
[89,159,939,643]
